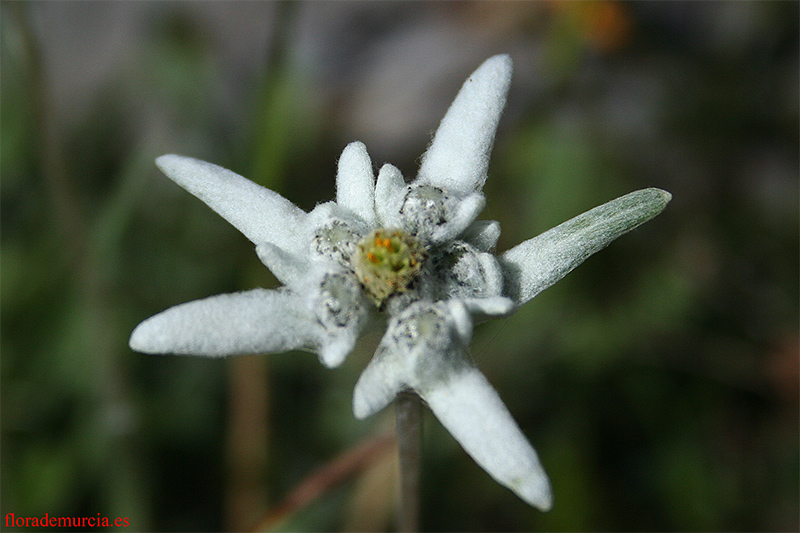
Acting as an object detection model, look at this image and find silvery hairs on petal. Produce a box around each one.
[129,289,316,356]
[155,154,307,255]
[500,188,672,306]
[417,54,512,194]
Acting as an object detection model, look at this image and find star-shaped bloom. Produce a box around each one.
[130,55,671,511]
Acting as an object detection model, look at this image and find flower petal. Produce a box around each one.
[353,300,471,419]
[255,242,309,287]
[462,296,515,318]
[419,368,553,511]
[305,202,370,267]
[500,188,672,306]
[374,163,406,227]
[156,155,307,255]
[304,267,372,368]
[336,142,376,225]
[352,342,407,420]
[416,55,512,194]
[461,220,502,252]
[129,289,316,356]
[353,300,551,509]
[395,185,484,245]
[431,241,504,301]
[430,193,486,245]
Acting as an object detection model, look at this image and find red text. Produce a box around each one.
[5,513,130,528]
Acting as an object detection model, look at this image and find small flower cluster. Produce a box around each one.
[130,55,670,510]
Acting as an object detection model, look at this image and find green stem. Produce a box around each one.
[395,391,422,532]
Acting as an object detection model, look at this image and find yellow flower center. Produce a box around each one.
[352,229,426,305]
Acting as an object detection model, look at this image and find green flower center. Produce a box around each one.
[352,229,426,305]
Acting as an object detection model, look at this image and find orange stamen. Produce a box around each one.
[367,252,379,263]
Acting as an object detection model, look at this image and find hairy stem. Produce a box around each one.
[395,391,422,532]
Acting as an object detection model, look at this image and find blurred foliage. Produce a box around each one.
[1,2,797,531]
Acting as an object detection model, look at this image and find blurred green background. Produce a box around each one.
[2,1,797,531]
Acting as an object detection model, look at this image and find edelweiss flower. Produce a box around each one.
[130,55,671,511]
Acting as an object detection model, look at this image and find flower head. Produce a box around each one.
[130,55,671,511]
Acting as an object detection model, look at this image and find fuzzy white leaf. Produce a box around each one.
[336,142,376,225]
[129,289,315,356]
[352,345,407,419]
[500,188,672,306]
[420,368,553,511]
[156,155,307,255]
[255,242,309,287]
[354,300,471,419]
[374,163,406,227]
[417,55,512,194]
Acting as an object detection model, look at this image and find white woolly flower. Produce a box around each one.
[130,55,671,511]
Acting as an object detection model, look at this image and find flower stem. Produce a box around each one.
[395,391,422,532]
